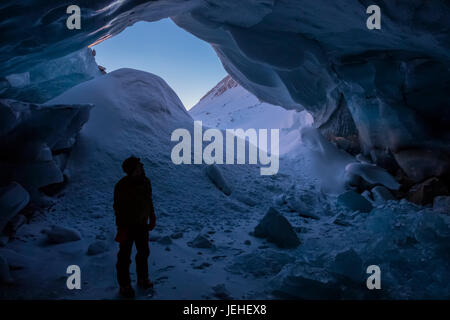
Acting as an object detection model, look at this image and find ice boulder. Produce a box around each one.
[188,234,214,249]
[253,207,300,248]
[0,182,29,232]
[337,191,373,213]
[0,99,93,196]
[330,249,364,283]
[87,241,108,256]
[345,163,400,191]
[46,225,81,244]
[371,186,396,204]
[434,196,450,214]
[225,250,295,277]
[270,263,341,299]
[206,164,232,196]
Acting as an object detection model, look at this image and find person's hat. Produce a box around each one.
[122,156,141,175]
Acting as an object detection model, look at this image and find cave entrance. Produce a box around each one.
[92,18,227,110]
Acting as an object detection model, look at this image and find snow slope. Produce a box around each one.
[190,75,313,155]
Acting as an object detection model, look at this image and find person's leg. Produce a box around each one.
[135,227,150,284]
[116,237,133,288]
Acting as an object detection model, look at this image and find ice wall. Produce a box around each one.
[0,0,449,183]
[1,47,102,103]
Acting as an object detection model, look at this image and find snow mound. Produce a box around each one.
[45,226,81,244]
[345,162,400,191]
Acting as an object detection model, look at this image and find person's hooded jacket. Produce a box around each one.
[113,175,156,228]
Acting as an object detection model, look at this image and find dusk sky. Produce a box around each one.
[93,18,227,109]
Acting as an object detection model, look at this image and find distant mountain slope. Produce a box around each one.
[190,75,313,155]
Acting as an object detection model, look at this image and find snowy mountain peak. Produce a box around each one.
[199,75,239,102]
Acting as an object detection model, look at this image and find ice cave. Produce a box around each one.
[0,0,449,300]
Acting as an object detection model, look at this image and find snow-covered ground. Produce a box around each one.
[1,69,449,300]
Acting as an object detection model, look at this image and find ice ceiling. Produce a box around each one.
[1,0,449,182]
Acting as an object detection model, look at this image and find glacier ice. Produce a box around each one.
[1,48,102,104]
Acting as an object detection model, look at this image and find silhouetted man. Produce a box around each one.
[114,156,156,298]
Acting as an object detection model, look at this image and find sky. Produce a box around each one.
[93,18,227,110]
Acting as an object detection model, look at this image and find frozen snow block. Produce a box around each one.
[330,249,364,283]
[11,160,64,190]
[337,191,373,213]
[206,164,232,196]
[372,186,395,204]
[46,225,81,244]
[225,250,295,277]
[0,182,30,232]
[270,263,341,299]
[285,196,320,220]
[253,207,300,248]
[188,234,214,249]
[345,162,400,190]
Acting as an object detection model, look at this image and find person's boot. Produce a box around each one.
[119,285,135,298]
[137,279,154,289]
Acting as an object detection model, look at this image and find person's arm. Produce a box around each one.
[147,178,156,231]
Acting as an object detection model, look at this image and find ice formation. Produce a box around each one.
[1,1,449,182]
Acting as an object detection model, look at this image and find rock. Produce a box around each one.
[226,250,295,277]
[206,164,232,196]
[0,254,13,284]
[170,232,183,239]
[212,284,232,300]
[393,149,450,183]
[87,241,108,256]
[337,191,373,213]
[0,182,30,232]
[408,177,449,205]
[3,214,27,235]
[46,225,81,244]
[158,236,173,245]
[433,196,450,213]
[270,263,341,299]
[253,207,300,248]
[149,234,160,242]
[188,234,214,249]
[333,214,352,227]
[371,186,395,204]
